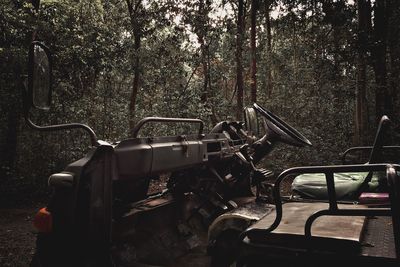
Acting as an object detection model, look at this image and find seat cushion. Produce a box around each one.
[359,192,390,205]
[246,202,367,253]
[291,172,380,200]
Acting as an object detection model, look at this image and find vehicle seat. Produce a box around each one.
[291,172,381,199]
[244,202,367,253]
[291,116,392,201]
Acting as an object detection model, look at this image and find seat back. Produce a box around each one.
[369,115,391,163]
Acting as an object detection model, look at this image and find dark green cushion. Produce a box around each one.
[291,172,380,200]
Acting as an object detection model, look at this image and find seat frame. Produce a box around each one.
[240,163,400,264]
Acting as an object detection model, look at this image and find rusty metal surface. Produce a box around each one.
[251,202,366,243]
[208,200,274,242]
[361,216,396,259]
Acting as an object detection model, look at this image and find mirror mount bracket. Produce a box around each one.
[25,115,99,146]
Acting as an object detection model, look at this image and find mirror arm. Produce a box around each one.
[25,116,99,146]
[22,82,98,146]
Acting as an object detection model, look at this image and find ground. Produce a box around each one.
[0,202,44,267]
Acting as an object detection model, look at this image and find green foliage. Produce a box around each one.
[1,0,398,199]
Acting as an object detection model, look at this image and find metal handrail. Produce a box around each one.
[304,164,399,258]
[131,117,204,138]
[388,165,400,258]
[25,117,99,146]
[341,146,400,164]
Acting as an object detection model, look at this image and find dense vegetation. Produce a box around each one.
[1,0,399,200]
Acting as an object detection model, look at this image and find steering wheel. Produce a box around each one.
[253,103,312,147]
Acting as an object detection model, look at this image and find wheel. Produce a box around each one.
[30,253,42,267]
[210,230,241,267]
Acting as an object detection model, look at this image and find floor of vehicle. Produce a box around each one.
[361,216,396,259]
[240,203,398,266]
[247,202,366,251]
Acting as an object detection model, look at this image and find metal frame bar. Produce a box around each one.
[368,116,391,163]
[388,165,400,258]
[341,146,400,164]
[131,117,204,138]
[25,117,99,146]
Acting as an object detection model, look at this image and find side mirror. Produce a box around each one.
[24,41,99,146]
[28,41,52,110]
[243,107,259,137]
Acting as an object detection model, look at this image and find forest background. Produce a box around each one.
[1,0,400,203]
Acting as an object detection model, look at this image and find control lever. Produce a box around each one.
[239,144,253,165]
[239,144,273,200]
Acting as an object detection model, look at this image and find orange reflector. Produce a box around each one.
[33,207,53,233]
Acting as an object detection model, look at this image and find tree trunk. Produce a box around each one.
[236,0,245,119]
[1,103,19,179]
[1,65,21,179]
[250,0,257,103]
[200,42,208,103]
[291,10,298,83]
[265,4,273,97]
[354,0,369,145]
[126,0,143,129]
[387,0,400,125]
[130,31,141,129]
[332,25,340,80]
[372,0,390,122]
[198,0,209,104]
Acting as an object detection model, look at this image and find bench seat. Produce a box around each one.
[246,202,367,253]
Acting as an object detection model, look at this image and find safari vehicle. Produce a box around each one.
[26,28,400,267]
[26,41,313,267]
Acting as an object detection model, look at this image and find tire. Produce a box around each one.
[30,253,43,267]
[210,230,241,267]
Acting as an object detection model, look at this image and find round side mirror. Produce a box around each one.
[28,41,52,110]
[243,107,259,137]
